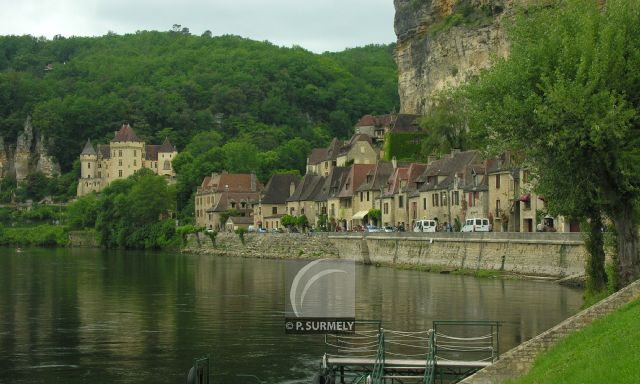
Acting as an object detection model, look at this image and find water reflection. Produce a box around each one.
[0,248,583,383]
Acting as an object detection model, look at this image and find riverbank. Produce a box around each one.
[461,278,640,384]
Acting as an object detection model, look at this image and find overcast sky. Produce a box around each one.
[1,0,397,53]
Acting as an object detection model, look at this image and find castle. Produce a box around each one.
[77,123,178,196]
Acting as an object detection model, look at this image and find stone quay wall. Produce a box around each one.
[460,278,640,383]
[328,232,587,278]
[184,232,339,259]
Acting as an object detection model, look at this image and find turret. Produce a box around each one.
[80,139,97,179]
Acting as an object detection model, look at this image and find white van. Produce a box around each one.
[461,218,492,232]
[413,219,437,233]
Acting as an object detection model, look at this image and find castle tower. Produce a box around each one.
[157,137,178,178]
[80,139,97,179]
[109,123,145,182]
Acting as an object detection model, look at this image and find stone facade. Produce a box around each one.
[329,232,587,278]
[460,278,640,383]
[77,123,178,196]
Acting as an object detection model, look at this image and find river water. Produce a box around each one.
[0,247,583,383]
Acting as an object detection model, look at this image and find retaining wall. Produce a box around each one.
[328,232,587,277]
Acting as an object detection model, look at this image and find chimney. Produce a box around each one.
[392,156,397,169]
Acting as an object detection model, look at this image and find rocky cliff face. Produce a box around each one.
[394,0,512,114]
[0,117,60,182]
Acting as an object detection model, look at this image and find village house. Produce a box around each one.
[255,173,299,230]
[351,161,394,227]
[316,166,349,230]
[401,162,428,226]
[286,174,325,226]
[335,134,380,166]
[194,172,263,230]
[354,113,421,143]
[225,216,254,232]
[379,165,410,229]
[328,164,375,230]
[486,153,521,232]
[416,151,481,229]
[77,123,178,196]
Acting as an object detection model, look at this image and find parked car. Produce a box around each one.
[205,227,215,234]
[366,225,381,232]
[257,228,268,233]
[383,226,394,233]
[461,218,492,232]
[413,219,437,233]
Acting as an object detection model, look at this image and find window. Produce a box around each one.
[496,174,501,189]
[423,198,427,210]
[398,195,404,208]
[453,191,460,205]
[496,199,501,212]
[272,207,277,215]
[164,160,171,170]
[331,204,335,217]
[384,203,389,214]
[134,150,137,157]
[118,170,122,177]
[301,208,305,215]
[87,163,91,169]
[366,191,370,201]
[241,202,246,209]
[441,192,448,206]
[118,150,122,157]
[432,194,439,207]
[231,202,236,209]
[468,192,477,207]
[118,160,122,166]
[133,160,137,166]
[360,192,363,202]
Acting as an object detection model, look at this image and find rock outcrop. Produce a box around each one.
[394,0,512,114]
[0,117,60,182]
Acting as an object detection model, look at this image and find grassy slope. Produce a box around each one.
[510,298,640,384]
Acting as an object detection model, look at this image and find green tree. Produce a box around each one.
[368,208,381,226]
[65,193,98,229]
[464,0,640,290]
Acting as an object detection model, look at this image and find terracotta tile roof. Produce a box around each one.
[356,114,376,127]
[112,123,142,142]
[262,173,299,204]
[308,148,329,165]
[382,167,410,197]
[81,139,96,156]
[207,191,260,212]
[201,176,212,188]
[145,145,159,161]
[218,173,260,192]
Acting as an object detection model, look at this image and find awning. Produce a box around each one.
[519,193,531,202]
[351,210,369,220]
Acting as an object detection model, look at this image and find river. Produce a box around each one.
[0,247,583,383]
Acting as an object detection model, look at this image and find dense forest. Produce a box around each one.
[0,30,399,211]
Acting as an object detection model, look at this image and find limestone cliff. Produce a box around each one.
[0,117,60,181]
[394,0,512,114]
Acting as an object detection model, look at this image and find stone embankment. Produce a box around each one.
[183,232,339,259]
[460,278,640,383]
[330,232,587,278]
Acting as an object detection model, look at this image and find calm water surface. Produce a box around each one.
[0,247,583,383]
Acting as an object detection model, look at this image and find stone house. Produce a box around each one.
[194,172,263,230]
[401,162,428,227]
[306,138,341,176]
[460,164,490,222]
[355,113,421,143]
[486,153,521,232]
[316,167,349,230]
[352,161,394,227]
[335,134,380,166]
[379,166,410,229]
[225,216,254,232]
[415,150,480,229]
[255,173,299,230]
[286,174,325,225]
[77,123,178,196]
[329,164,375,230]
